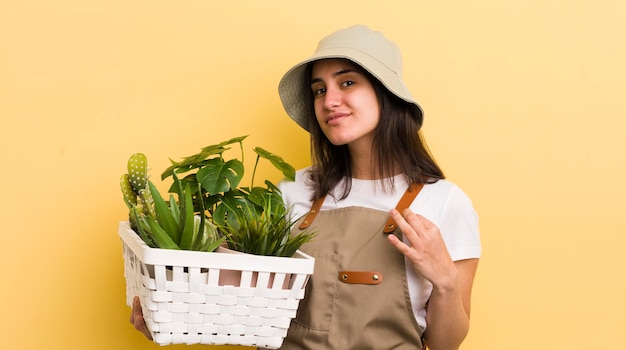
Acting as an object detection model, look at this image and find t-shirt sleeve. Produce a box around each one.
[276,167,313,219]
[438,185,482,261]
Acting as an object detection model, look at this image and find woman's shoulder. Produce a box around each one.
[417,179,476,218]
[422,178,472,201]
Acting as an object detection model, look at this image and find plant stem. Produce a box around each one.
[251,155,260,188]
[238,139,245,164]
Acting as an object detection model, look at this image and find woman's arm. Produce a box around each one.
[387,208,479,350]
[422,258,478,350]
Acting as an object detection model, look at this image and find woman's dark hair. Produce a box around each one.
[305,59,445,201]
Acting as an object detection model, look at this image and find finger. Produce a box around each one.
[133,296,142,315]
[403,209,439,235]
[400,208,429,233]
[387,231,416,257]
[390,209,421,241]
[132,313,152,339]
[129,296,153,340]
[134,315,153,340]
[129,296,139,324]
[386,232,404,248]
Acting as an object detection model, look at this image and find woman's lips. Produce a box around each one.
[326,112,349,125]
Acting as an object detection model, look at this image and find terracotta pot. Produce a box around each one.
[215,244,246,286]
[216,244,291,289]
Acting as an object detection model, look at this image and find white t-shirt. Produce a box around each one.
[278,167,481,330]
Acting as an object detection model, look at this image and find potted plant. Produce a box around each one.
[117,136,315,349]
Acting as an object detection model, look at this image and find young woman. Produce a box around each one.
[131,25,481,350]
[274,25,481,349]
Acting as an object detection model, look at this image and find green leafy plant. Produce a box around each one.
[161,136,291,226]
[120,153,225,251]
[218,193,316,257]
[120,135,315,257]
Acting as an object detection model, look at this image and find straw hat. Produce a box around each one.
[278,24,423,131]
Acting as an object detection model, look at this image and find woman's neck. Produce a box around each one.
[350,163,376,180]
[347,141,373,179]
[350,154,400,180]
[347,138,400,180]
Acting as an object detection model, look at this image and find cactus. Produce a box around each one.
[119,152,224,251]
[127,153,148,194]
[120,153,149,208]
[120,174,137,206]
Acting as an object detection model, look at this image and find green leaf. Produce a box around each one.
[212,189,247,227]
[169,195,180,225]
[178,183,195,249]
[162,158,213,180]
[247,186,281,207]
[264,180,282,194]
[196,158,244,194]
[217,135,248,148]
[148,181,180,243]
[200,144,228,154]
[253,147,295,181]
[191,193,207,251]
[166,173,200,194]
[130,207,156,248]
[200,236,226,252]
[212,202,229,227]
[145,216,180,250]
[160,159,179,180]
[161,144,228,180]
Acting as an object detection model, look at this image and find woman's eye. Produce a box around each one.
[313,87,326,96]
[342,80,354,87]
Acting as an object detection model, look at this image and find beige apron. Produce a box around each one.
[280,184,425,349]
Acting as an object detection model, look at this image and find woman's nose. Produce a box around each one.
[323,87,341,110]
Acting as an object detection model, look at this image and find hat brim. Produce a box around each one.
[279,47,423,132]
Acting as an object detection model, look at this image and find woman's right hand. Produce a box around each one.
[129,296,153,340]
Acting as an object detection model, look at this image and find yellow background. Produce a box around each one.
[1,1,624,349]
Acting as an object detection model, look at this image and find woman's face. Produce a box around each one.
[310,59,380,149]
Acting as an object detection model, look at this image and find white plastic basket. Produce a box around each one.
[119,221,315,348]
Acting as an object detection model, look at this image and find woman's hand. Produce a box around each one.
[387,208,457,290]
[129,296,153,340]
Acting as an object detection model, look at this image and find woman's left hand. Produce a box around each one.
[387,208,458,290]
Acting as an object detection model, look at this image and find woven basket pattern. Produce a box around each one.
[119,221,314,349]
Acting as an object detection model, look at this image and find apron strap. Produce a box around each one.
[298,195,325,229]
[383,183,424,234]
[298,183,425,232]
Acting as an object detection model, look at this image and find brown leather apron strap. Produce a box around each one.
[383,183,424,234]
[298,183,424,232]
[298,195,326,229]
